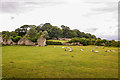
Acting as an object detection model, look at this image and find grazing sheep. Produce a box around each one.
[94,51,99,53]
[96,46,98,48]
[54,46,56,48]
[91,50,94,52]
[105,50,110,52]
[110,50,115,52]
[69,49,73,52]
[102,47,104,49]
[81,49,84,51]
[62,47,65,49]
[65,49,67,51]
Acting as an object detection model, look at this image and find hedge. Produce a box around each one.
[46,41,62,45]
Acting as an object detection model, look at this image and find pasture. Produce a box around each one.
[2,45,118,78]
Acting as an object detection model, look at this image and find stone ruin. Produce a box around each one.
[0,36,3,44]
[37,35,46,46]
[0,37,16,45]
[18,38,35,46]
[6,39,16,45]
[0,35,47,46]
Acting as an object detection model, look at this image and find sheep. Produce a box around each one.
[91,50,94,52]
[110,50,115,52]
[62,47,65,49]
[65,49,67,51]
[105,50,110,52]
[81,49,84,51]
[54,46,56,48]
[102,47,104,49]
[94,51,99,53]
[69,48,73,52]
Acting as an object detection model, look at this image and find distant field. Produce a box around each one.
[47,40,69,43]
[2,45,118,78]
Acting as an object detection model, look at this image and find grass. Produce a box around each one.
[2,45,118,78]
[47,40,69,43]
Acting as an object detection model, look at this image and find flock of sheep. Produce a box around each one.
[54,46,117,53]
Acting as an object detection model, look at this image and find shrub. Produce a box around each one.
[46,41,62,45]
[11,36,22,42]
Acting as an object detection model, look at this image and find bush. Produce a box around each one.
[11,36,22,42]
[46,41,62,45]
[68,37,89,46]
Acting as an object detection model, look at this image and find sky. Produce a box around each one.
[0,0,119,40]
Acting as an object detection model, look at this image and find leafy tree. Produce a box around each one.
[2,31,11,39]
[49,26,63,39]
[27,28,37,38]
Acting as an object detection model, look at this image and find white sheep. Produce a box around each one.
[105,50,110,52]
[81,49,84,51]
[94,51,99,53]
[91,50,94,52]
[62,47,65,49]
[54,46,56,48]
[110,50,115,52]
[69,48,73,52]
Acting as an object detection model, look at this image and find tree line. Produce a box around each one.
[1,23,96,42]
[69,37,120,47]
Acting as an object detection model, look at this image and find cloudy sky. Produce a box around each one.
[0,0,119,40]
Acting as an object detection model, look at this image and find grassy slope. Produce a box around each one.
[2,45,118,78]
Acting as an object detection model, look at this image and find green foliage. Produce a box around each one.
[27,28,37,38]
[49,26,63,39]
[11,36,22,42]
[2,31,11,39]
[69,37,89,46]
[46,41,62,45]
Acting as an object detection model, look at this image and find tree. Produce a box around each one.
[61,25,71,38]
[49,26,63,39]
[2,31,11,39]
[27,28,37,38]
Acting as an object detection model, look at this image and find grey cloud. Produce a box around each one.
[0,0,67,14]
[83,2,117,17]
[92,2,117,13]
[98,35,118,41]
[10,16,15,20]
[84,28,98,32]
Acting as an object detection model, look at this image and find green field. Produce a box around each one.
[47,40,69,43]
[2,45,118,78]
